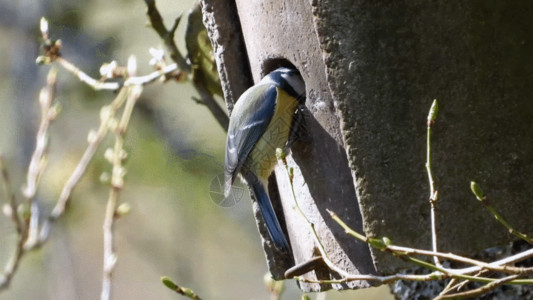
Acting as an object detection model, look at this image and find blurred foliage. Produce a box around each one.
[0,0,392,299]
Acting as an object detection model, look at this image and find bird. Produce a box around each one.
[224,67,306,251]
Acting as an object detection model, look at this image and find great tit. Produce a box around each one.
[224,67,306,251]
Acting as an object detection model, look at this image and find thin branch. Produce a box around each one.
[438,269,490,298]
[329,210,533,276]
[294,272,444,285]
[22,68,56,200]
[101,58,143,300]
[144,1,229,131]
[0,156,21,234]
[0,68,57,290]
[439,278,461,297]
[56,57,120,90]
[436,274,521,300]
[426,100,441,268]
[125,63,178,87]
[35,18,183,245]
[470,188,533,245]
[0,226,26,289]
[44,87,129,237]
[39,35,179,92]
[283,99,533,297]
[276,150,357,280]
[44,60,177,222]
[21,67,57,247]
[144,0,190,73]
[57,56,182,91]
[296,255,533,286]
[278,145,533,289]
[161,276,203,300]
[390,245,533,276]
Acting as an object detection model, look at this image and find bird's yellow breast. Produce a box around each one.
[245,87,299,180]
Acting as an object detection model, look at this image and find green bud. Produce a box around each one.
[470,181,485,201]
[382,236,391,247]
[429,273,442,280]
[48,102,62,120]
[111,175,124,189]
[161,276,178,290]
[116,203,131,217]
[427,99,439,126]
[302,294,311,300]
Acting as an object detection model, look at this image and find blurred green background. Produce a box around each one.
[0,0,392,299]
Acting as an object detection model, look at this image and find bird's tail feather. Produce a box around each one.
[247,173,290,251]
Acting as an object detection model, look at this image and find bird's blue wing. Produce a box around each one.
[224,84,277,195]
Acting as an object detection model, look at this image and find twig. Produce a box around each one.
[295,253,533,286]
[426,99,441,268]
[329,210,533,276]
[276,149,363,280]
[391,244,533,276]
[101,57,142,300]
[23,69,58,249]
[41,62,177,242]
[161,276,202,300]
[0,156,21,234]
[0,68,57,290]
[0,226,26,290]
[283,100,533,296]
[56,56,180,91]
[125,63,178,87]
[439,278,461,297]
[5,16,194,297]
[144,1,229,131]
[294,272,443,285]
[144,0,190,73]
[278,144,533,289]
[41,86,130,245]
[436,274,521,300]
[55,57,120,90]
[38,18,180,92]
[471,181,533,245]
[33,15,183,248]
[22,68,56,200]
[438,269,489,298]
